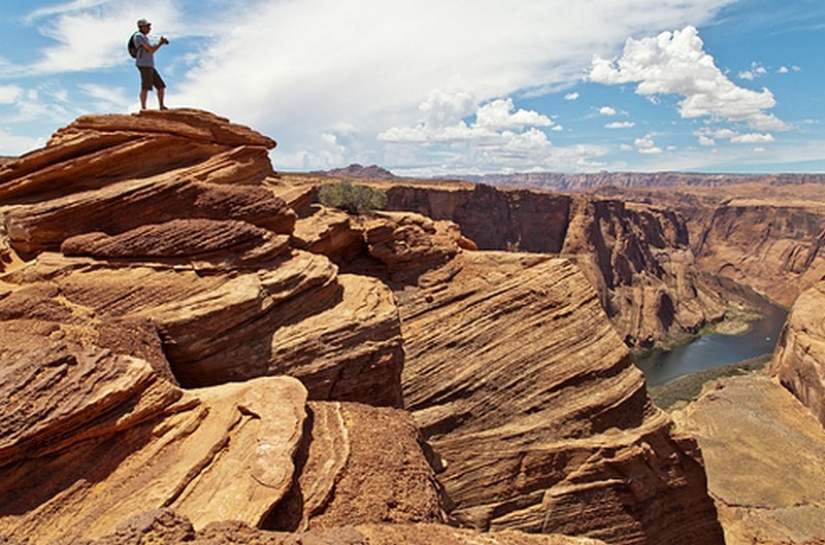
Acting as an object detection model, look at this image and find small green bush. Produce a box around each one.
[318,181,387,215]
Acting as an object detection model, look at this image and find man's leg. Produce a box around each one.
[154,69,168,110]
[139,67,152,110]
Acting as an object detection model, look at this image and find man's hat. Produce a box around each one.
[137,18,151,27]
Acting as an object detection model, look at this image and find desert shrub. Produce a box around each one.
[318,181,387,215]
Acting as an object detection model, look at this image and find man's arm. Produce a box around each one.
[139,36,168,53]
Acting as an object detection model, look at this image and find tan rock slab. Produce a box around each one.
[673,373,825,545]
[0,376,308,544]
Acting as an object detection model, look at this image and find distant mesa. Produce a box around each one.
[319,163,397,180]
[458,171,825,191]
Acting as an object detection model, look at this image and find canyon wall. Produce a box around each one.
[380,183,732,348]
[770,281,825,427]
[465,171,825,192]
[0,111,724,544]
[590,184,825,309]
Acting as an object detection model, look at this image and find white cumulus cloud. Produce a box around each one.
[731,132,774,144]
[589,26,788,132]
[635,134,663,154]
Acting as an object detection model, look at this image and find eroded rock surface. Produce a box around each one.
[0,365,308,543]
[0,365,445,544]
[590,183,825,308]
[672,374,825,545]
[372,180,731,348]
[0,112,730,545]
[72,509,607,545]
[770,281,825,427]
[392,251,724,545]
[0,110,403,406]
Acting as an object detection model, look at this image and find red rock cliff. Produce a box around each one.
[382,182,729,348]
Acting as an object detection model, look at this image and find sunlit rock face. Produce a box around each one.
[392,251,724,545]
[383,183,729,349]
[0,112,725,545]
[770,281,825,427]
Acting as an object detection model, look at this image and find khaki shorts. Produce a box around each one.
[138,67,166,91]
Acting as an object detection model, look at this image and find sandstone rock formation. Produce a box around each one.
[770,281,825,427]
[672,374,825,545]
[695,199,825,308]
[286,194,726,543]
[71,509,607,545]
[1,111,727,545]
[0,110,403,406]
[0,110,429,543]
[373,180,732,348]
[590,183,825,309]
[0,359,445,543]
[392,251,724,545]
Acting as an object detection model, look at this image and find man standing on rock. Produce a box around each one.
[133,18,169,110]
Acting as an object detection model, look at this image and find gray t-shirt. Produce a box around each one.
[134,33,154,68]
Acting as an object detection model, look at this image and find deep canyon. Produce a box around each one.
[1,111,824,545]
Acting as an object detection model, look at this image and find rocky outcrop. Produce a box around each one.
[672,374,825,545]
[0,109,276,205]
[391,250,724,544]
[0,351,445,543]
[0,110,403,406]
[379,181,729,348]
[0,110,432,542]
[1,112,727,545]
[770,281,825,427]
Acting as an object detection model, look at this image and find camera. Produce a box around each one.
[161,36,170,45]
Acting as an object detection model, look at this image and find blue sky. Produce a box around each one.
[0,0,823,176]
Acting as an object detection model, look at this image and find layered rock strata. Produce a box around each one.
[286,177,728,545]
[0,112,727,545]
[0,110,403,406]
[694,199,825,307]
[0,110,448,544]
[0,345,445,543]
[393,251,724,545]
[590,183,825,308]
[770,281,825,427]
[377,181,729,347]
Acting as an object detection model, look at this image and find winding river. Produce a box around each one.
[632,302,788,387]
